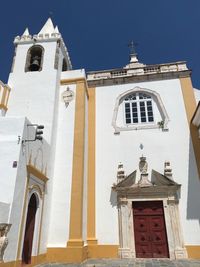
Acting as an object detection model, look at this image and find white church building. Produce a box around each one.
[0,18,200,266]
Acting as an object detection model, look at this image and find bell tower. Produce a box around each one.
[7,18,72,142]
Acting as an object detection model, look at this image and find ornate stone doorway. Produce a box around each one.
[112,157,187,259]
[22,194,37,264]
[133,201,169,258]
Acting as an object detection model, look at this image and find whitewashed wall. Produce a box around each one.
[95,79,200,245]
[0,116,49,261]
[48,69,86,246]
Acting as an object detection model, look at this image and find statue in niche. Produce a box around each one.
[0,224,11,263]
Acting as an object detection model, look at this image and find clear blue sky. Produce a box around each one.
[1,0,200,88]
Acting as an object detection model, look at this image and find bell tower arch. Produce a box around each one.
[25,45,44,72]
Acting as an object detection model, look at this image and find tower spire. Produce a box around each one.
[22,28,30,36]
[38,18,55,35]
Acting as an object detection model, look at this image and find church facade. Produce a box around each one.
[0,18,200,266]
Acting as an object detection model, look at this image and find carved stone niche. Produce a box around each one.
[0,223,11,263]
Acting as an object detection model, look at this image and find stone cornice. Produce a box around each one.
[87,70,191,87]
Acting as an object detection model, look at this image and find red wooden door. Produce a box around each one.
[22,194,37,264]
[133,201,169,258]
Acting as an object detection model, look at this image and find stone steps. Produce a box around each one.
[36,258,200,267]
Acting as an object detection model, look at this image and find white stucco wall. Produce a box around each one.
[47,83,76,246]
[194,88,200,103]
[95,78,200,245]
[47,69,86,246]
[0,116,49,261]
[7,41,61,144]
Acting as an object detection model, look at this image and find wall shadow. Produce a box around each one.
[186,138,200,224]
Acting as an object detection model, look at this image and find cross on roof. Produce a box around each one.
[128,41,138,55]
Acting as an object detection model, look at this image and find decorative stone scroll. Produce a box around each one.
[0,223,11,263]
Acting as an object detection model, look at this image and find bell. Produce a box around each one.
[30,56,40,71]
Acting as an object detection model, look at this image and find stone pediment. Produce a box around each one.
[115,170,137,188]
[113,169,181,193]
[151,169,180,186]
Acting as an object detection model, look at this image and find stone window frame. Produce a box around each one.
[25,45,45,72]
[112,86,169,133]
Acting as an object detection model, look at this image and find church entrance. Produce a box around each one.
[22,194,37,264]
[133,201,169,258]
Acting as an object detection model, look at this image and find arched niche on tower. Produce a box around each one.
[25,45,44,72]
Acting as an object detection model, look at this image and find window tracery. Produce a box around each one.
[112,87,169,132]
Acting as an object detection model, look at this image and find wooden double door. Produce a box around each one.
[133,201,169,258]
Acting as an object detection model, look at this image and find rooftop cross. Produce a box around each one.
[128,41,138,55]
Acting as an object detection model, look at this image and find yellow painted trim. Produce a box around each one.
[37,191,45,255]
[47,245,119,263]
[60,77,89,98]
[1,86,7,105]
[186,245,200,259]
[28,184,43,198]
[87,245,119,259]
[27,164,49,183]
[0,85,10,111]
[47,247,88,263]
[61,77,86,85]
[5,89,10,107]
[0,254,46,267]
[87,87,97,245]
[180,77,200,178]
[16,176,29,259]
[67,80,86,247]
[0,104,8,111]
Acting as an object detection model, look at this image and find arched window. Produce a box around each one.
[25,45,44,72]
[124,92,154,124]
[112,87,169,132]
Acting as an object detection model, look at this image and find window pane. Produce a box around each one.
[125,103,130,108]
[147,106,152,111]
[132,102,137,107]
[148,117,154,122]
[132,113,138,118]
[140,102,145,107]
[133,118,138,123]
[141,117,146,122]
[148,112,153,116]
[147,101,152,106]
[126,118,131,123]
